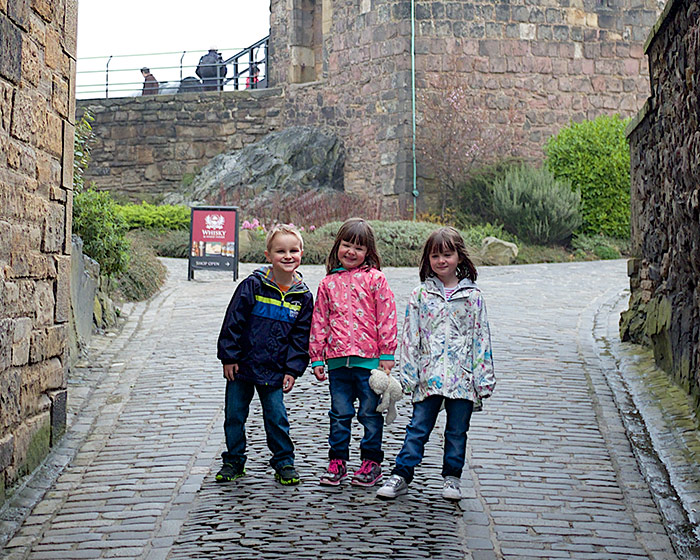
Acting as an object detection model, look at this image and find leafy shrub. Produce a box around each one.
[114,233,167,301]
[223,189,384,228]
[74,108,95,193]
[73,187,131,277]
[544,115,631,238]
[128,229,190,258]
[492,165,582,245]
[571,234,626,260]
[460,223,517,248]
[456,159,521,226]
[117,202,190,231]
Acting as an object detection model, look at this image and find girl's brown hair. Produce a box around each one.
[326,218,382,273]
[419,227,477,282]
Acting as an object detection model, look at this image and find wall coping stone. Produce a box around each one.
[643,0,680,54]
[626,97,654,139]
[76,87,285,107]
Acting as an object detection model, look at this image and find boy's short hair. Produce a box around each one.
[265,224,304,251]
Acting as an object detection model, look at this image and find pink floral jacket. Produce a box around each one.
[310,267,398,363]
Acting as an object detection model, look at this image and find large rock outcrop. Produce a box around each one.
[166,126,345,205]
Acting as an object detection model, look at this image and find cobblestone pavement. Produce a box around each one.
[2,258,699,560]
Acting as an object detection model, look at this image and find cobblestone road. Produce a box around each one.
[2,258,697,560]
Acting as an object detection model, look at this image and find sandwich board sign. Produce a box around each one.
[188,206,238,280]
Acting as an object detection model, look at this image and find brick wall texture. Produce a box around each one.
[626,0,700,415]
[82,0,659,213]
[0,0,77,500]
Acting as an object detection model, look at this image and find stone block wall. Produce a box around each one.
[271,0,414,214]
[414,0,659,160]
[622,0,700,415]
[78,88,285,202]
[0,0,77,502]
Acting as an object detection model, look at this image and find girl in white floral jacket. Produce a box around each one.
[377,227,495,501]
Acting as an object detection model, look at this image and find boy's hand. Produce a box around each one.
[223,363,238,381]
[379,360,395,373]
[282,374,296,393]
[313,365,327,381]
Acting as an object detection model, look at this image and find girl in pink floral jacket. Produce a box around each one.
[310,218,397,488]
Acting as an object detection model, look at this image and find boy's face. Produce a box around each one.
[265,233,303,276]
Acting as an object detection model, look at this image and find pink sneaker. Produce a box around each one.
[351,459,383,487]
[320,459,348,486]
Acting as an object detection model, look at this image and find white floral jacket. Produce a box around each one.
[399,276,496,411]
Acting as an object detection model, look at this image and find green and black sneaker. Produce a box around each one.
[275,464,300,486]
[216,463,245,483]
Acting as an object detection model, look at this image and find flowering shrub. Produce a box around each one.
[241,218,317,238]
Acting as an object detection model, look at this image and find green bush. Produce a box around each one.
[456,159,521,226]
[115,233,167,301]
[128,229,191,258]
[544,115,631,238]
[492,165,582,245]
[116,202,190,231]
[73,108,95,193]
[73,187,131,277]
[571,234,625,260]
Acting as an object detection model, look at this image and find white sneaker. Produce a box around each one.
[376,474,409,499]
[442,476,462,500]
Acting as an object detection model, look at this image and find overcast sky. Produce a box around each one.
[76,2,271,98]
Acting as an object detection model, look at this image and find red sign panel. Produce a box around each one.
[190,208,237,258]
[188,206,238,280]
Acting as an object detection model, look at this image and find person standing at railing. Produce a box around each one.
[196,47,227,91]
[246,64,260,89]
[140,67,159,95]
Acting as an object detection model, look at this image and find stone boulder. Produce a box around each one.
[69,235,99,365]
[480,236,518,265]
[166,126,345,205]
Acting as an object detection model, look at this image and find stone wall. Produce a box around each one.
[622,0,700,416]
[81,0,660,212]
[78,88,285,202]
[414,0,659,159]
[270,0,414,214]
[0,0,77,501]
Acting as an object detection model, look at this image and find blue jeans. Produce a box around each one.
[328,367,384,463]
[222,378,294,470]
[392,396,474,483]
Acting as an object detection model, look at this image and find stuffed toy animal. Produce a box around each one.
[369,368,403,425]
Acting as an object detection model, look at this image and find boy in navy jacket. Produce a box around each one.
[216,224,313,485]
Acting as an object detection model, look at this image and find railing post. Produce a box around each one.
[106,55,113,98]
[264,40,269,87]
[180,51,186,82]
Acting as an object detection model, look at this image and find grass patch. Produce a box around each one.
[113,233,168,301]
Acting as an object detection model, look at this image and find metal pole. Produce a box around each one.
[411,0,418,220]
[106,55,113,98]
[180,51,186,82]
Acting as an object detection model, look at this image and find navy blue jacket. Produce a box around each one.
[217,266,313,387]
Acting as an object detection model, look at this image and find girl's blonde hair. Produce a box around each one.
[326,218,381,273]
[419,227,477,282]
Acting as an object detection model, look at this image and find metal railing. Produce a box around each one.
[76,36,269,99]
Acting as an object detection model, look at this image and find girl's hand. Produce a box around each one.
[313,365,327,381]
[379,360,395,373]
[282,374,296,393]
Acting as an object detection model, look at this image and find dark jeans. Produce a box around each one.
[392,396,474,483]
[222,378,294,471]
[328,367,384,464]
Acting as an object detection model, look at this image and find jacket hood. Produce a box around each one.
[425,276,477,296]
[253,265,307,291]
